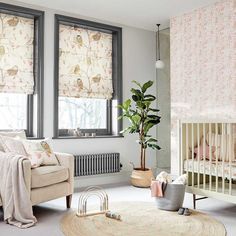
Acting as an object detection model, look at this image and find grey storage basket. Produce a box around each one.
[155,184,185,211]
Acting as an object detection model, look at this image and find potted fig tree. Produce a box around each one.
[118,80,161,188]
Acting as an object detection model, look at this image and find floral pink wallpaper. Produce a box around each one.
[0,13,34,94]
[170,0,236,174]
[59,24,113,99]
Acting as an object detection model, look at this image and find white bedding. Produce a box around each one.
[184,159,236,180]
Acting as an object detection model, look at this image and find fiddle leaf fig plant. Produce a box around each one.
[118,80,161,171]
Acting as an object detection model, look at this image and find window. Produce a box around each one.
[59,98,107,129]
[0,3,44,137]
[54,15,122,138]
[0,93,27,129]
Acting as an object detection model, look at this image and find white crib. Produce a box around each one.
[180,120,236,208]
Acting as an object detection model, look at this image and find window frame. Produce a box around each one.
[0,3,44,138]
[54,14,122,138]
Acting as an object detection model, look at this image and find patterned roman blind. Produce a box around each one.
[0,13,34,94]
[59,24,113,99]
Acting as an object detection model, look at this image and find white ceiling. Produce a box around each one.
[19,0,219,31]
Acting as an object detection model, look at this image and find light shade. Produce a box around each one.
[155,59,165,69]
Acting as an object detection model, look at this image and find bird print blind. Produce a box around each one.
[0,13,34,94]
[59,23,113,99]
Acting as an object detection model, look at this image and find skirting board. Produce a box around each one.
[74,168,160,188]
[74,170,131,189]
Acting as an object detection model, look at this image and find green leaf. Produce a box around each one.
[148,144,161,150]
[144,95,156,102]
[131,88,143,98]
[116,104,123,109]
[143,101,151,108]
[147,115,161,120]
[142,80,153,93]
[129,127,138,133]
[129,109,136,113]
[144,94,156,100]
[132,114,141,123]
[123,99,131,110]
[132,95,139,101]
[132,80,142,89]
[136,101,146,109]
[120,127,131,134]
[145,119,160,125]
[143,122,154,134]
[145,138,157,143]
[144,97,155,102]
[149,108,160,112]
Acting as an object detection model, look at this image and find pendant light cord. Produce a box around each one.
[156,24,161,60]
[156,30,158,60]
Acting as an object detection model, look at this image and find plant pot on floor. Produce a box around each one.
[130,168,154,188]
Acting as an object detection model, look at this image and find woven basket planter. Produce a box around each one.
[130,168,154,188]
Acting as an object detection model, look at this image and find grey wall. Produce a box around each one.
[156,29,170,170]
[4,0,157,180]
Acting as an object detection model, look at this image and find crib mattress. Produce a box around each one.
[184,159,236,180]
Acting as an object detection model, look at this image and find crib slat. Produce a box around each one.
[180,122,183,175]
[203,123,206,190]
[197,123,200,188]
[209,123,212,191]
[186,124,189,185]
[229,123,232,195]
[192,123,194,188]
[222,123,225,194]
[215,123,218,193]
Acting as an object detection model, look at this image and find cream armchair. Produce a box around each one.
[0,152,74,208]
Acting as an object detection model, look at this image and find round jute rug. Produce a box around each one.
[60,202,226,236]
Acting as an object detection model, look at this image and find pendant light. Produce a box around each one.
[155,24,164,69]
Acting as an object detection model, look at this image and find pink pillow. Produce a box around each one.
[194,141,216,160]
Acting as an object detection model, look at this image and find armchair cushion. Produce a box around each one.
[0,130,26,152]
[31,165,69,188]
[0,135,27,155]
[22,138,59,166]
